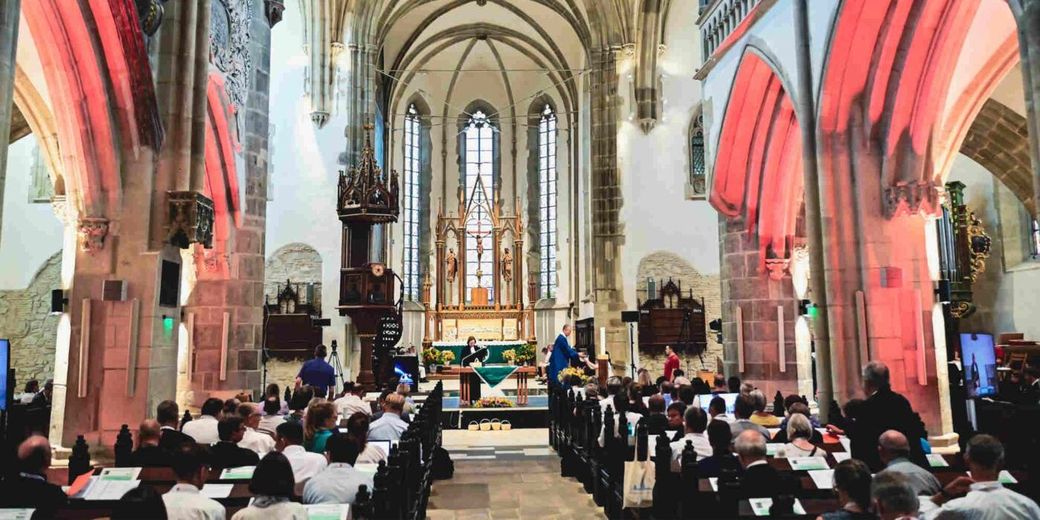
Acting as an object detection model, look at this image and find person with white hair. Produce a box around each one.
[735,429,781,492]
[876,429,941,496]
[781,413,821,458]
[872,473,919,520]
[849,361,927,471]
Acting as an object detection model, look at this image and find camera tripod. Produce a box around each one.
[328,340,347,389]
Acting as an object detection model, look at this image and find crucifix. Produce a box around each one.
[466,217,489,287]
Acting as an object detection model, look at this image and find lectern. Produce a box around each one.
[337,125,400,390]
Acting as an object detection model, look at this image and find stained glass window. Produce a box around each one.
[402,104,421,299]
[538,105,558,298]
[464,110,495,302]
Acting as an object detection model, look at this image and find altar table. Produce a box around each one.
[432,341,527,365]
[447,365,537,406]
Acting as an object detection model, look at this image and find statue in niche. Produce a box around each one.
[446,249,458,283]
[501,247,513,283]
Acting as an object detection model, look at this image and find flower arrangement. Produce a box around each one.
[421,348,442,366]
[502,349,518,364]
[514,343,536,364]
[558,366,591,385]
[440,350,456,365]
[474,396,513,408]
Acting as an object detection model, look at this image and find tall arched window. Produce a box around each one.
[538,104,558,298]
[402,104,421,299]
[690,113,706,197]
[464,110,496,301]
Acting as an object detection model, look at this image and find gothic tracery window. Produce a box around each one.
[538,104,558,298]
[402,104,421,300]
[690,113,706,197]
[464,110,495,302]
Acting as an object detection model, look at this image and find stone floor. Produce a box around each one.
[427,428,605,520]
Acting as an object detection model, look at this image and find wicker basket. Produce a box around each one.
[479,418,492,431]
[468,421,480,431]
[501,420,512,431]
[490,418,502,430]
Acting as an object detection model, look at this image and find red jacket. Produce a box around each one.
[664,353,680,381]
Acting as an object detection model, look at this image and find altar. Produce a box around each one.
[432,340,527,365]
[446,365,537,406]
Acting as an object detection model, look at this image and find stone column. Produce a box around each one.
[589,49,628,373]
[1016,0,1040,215]
[0,0,20,245]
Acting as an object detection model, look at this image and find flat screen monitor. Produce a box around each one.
[393,355,420,388]
[960,333,997,398]
[695,392,738,414]
[0,339,10,411]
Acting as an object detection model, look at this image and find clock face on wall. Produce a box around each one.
[370,263,386,277]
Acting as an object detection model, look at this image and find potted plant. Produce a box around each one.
[439,350,456,370]
[502,349,518,365]
[514,343,536,365]
[422,348,442,372]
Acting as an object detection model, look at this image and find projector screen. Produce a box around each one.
[0,339,10,411]
[960,333,997,398]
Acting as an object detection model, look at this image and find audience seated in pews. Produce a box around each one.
[697,419,740,478]
[876,429,941,496]
[924,434,1040,519]
[274,421,327,483]
[304,401,338,453]
[397,382,417,415]
[223,398,242,418]
[237,402,275,456]
[256,397,285,438]
[708,395,733,423]
[871,472,920,520]
[334,381,372,418]
[781,414,822,458]
[740,382,755,395]
[848,361,928,471]
[670,405,711,471]
[599,389,645,446]
[772,401,822,444]
[183,397,224,445]
[369,392,409,441]
[582,382,600,402]
[0,435,69,516]
[677,384,697,409]
[735,429,783,493]
[210,416,261,469]
[659,381,674,407]
[163,443,227,520]
[637,368,656,397]
[749,389,781,427]
[230,452,308,520]
[346,412,388,464]
[729,393,770,440]
[112,485,169,519]
[665,401,685,432]
[302,433,375,505]
[285,386,314,425]
[600,376,623,414]
[263,383,289,415]
[130,419,173,467]
[727,375,742,393]
[818,459,875,520]
[158,400,195,452]
[627,384,650,415]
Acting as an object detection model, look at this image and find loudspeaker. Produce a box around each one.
[50,289,67,314]
[158,260,181,307]
[102,280,127,301]
[621,310,640,323]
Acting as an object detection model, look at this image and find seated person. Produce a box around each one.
[677,385,697,410]
[182,397,224,445]
[157,400,196,452]
[925,434,1040,519]
[698,420,740,478]
[665,401,686,435]
[599,390,645,446]
[368,393,409,441]
[303,433,376,504]
[256,398,285,438]
[346,412,387,464]
[817,459,874,520]
[111,486,168,520]
[0,435,68,515]
[871,473,920,520]
[729,394,770,440]
[735,429,782,494]
[238,402,276,456]
[285,386,315,424]
[230,452,307,520]
[670,405,711,472]
[304,401,338,453]
[771,402,823,443]
[163,443,227,520]
[130,419,173,467]
[781,414,823,458]
[209,416,260,469]
[708,395,733,423]
[749,390,781,427]
[727,376,742,393]
[275,421,327,483]
[334,381,372,418]
[876,429,941,496]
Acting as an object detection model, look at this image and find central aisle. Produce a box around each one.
[426,428,605,519]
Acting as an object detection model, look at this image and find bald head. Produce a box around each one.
[878,430,910,465]
[734,429,767,468]
[139,419,161,447]
[18,435,52,474]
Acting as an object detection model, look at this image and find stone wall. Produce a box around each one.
[0,251,61,382]
[264,242,323,309]
[634,250,723,374]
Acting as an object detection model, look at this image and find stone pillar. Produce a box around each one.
[0,0,20,245]
[1016,0,1040,215]
[718,215,802,399]
[589,49,628,373]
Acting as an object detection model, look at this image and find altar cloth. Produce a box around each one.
[472,365,519,388]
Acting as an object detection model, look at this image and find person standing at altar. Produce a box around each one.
[462,336,488,402]
[548,324,579,388]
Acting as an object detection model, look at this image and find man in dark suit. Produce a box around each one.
[208,416,259,469]
[129,419,172,467]
[156,400,195,452]
[849,361,927,471]
[0,435,68,516]
[735,429,782,495]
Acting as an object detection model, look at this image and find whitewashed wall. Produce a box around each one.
[0,135,63,290]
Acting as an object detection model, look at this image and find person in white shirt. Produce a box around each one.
[670,406,712,472]
[334,382,371,418]
[924,434,1040,519]
[256,398,285,438]
[872,472,920,520]
[162,443,227,520]
[368,393,409,441]
[230,452,307,520]
[274,421,327,483]
[599,377,623,416]
[302,433,375,505]
[182,398,224,445]
[237,402,275,456]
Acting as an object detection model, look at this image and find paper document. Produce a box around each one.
[926,454,949,468]
[808,469,835,489]
[832,452,851,463]
[99,467,141,481]
[749,498,806,516]
[219,466,256,480]
[708,477,718,492]
[839,436,851,452]
[766,443,783,456]
[788,456,829,471]
[83,477,141,500]
[305,504,350,520]
[201,483,234,499]
[968,470,1018,484]
[0,510,35,520]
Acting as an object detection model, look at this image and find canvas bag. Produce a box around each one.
[622,459,656,509]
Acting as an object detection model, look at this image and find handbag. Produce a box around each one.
[622,459,656,509]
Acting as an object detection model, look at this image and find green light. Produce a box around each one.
[807,304,819,319]
[163,315,175,332]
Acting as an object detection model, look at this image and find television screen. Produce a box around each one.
[393,355,420,388]
[696,392,739,414]
[0,339,10,411]
[960,333,997,398]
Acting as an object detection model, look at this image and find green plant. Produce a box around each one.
[514,343,536,363]
[440,350,456,365]
[502,350,518,364]
[421,348,442,366]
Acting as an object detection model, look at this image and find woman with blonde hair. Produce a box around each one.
[303,401,337,454]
